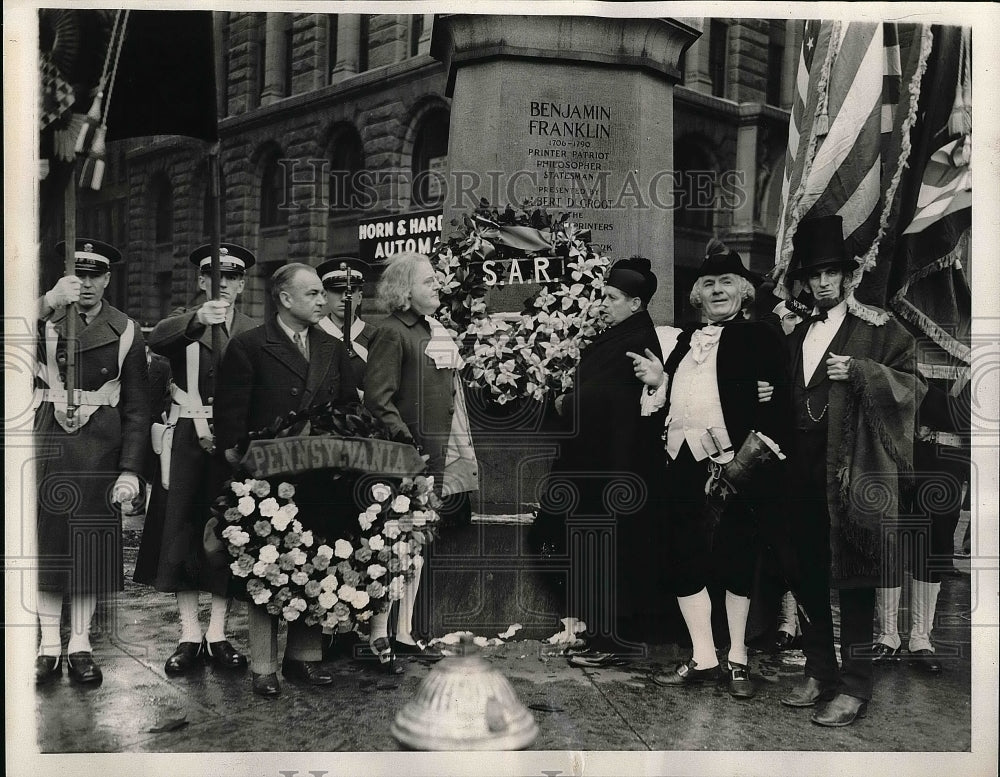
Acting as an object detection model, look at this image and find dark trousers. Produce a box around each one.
[791,428,876,701]
[665,445,759,598]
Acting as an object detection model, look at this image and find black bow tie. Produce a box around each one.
[805,309,829,325]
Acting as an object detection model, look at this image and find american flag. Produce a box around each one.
[773,20,909,294]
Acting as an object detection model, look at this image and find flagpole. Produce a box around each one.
[64,163,78,425]
[209,143,222,368]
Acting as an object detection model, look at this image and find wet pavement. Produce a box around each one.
[23,516,980,761]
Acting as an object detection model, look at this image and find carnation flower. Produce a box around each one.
[319,574,339,592]
[356,610,373,622]
[366,581,385,599]
[342,569,361,587]
[282,605,302,621]
[291,571,309,586]
[390,495,411,513]
[368,535,385,552]
[299,530,314,548]
[367,563,387,580]
[290,548,308,566]
[358,512,375,531]
[253,589,272,605]
[283,531,302,548]
[278,552,297,571]
[412,511,428,527]
[237,496,256,516]
[253,520,272,537]
[388,558,403,574]
[388,575,406,600]
[334,539,353,559]
[289,597,307,612]
[258,497,280,518]
[277,482,295,499]
[337,584,357,601]
[258,544,279,564]
[231,481,251,497]
[354,546,372,563]
[224,528,251,548]
[351,590,370,609]
[315,544,334,559]
[230,556,253,578]
[371,483,392,503]
[313,554,330,571]
[333,602,351,620]
[224,507,242,523]
[397,516,414,532]
[252,560,269,577]
[304,580,321,598]
[318,591,338,609]
[392,540,410,558]
[252,480,271,498]
[383,520,401,540]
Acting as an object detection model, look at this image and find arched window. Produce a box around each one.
[150,174,174,322]
[202,173,227,239]
[260,153,289,229]
[326,127,365,257]
[411,108,449,208]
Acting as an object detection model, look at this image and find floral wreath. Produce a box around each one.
[212,402,441,635]
[430,202,612,405]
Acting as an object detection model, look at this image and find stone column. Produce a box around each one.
[331,13,360,83]
[431,14,699,324]
[677,17,712,93]
[780,20,800,111]
[417,13,434,55]
[260,13,288,106]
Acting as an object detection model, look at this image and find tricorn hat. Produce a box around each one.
[55,238,122,273]
[189,243,256,274]
[696,239,761,284]
[786,215,858,280]
[316,257,370,290]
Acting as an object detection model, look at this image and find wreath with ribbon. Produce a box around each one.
[430,202,612,406]
[211,402,440,634]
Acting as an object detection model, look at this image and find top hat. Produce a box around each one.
[786,215,858,280]
[55,238,122,273]
[317,257,370,290]
[696,238,761,284]
[188,243,256,275]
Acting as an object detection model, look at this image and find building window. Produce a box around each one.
[709,20,728,98]
[409,15,424,57]
[203,174,227,239]
[358,14,370,73]
[155,183,173,246]
[260,154,289,229]
[328,129,365,213]
[766,23,785,107]
[283,15,294,97]
[326,15,338,84]
[411,109,449,208]
[674,139,715,232]
[255,16,266,106]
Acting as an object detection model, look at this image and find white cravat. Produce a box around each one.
[666,334,727,461]
[424,317,463,370]
[801,300,848,382]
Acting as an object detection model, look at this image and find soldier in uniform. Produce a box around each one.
[133,244,259,675]
[34,239,150,686]
[316,256,376,395]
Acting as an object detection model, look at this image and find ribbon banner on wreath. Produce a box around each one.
[430,202,612,405]
[211,401,440,635]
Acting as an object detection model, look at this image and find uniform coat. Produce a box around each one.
[35,303,150,593]
[317,316,376,392]
[363,310,468,489]
[214,317,359,546]
[133,307,258,593]
[529,309,667,639]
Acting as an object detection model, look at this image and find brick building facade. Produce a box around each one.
[69,13,800,327]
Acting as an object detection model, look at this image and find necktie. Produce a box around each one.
[805,309,829,325]
[79,312,89,327]
[293,331,307,358]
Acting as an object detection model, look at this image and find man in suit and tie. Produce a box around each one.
[214,262,358,697]
[134,243,260,676]
[779,215,925,726]
[34,239,150,686]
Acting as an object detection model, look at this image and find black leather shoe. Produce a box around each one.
[251,672,280,697]
[67,652,103,685]
[391,637,445,662]
[281,659,334,685]
[871,642,901,664]
[726,662,755,699]
[36,655,62,685]
[908,648,943,675]
[773,631,797,652]
[811,693,868,726]
[651,659,723,687]
[203,639,247,670]
[164,641,203,675]
[781,676,836,707]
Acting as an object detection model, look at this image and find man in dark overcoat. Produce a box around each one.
[214,262,358,697]
[34,239,150,686]
[134,243,259,675]
[779,215,925,726]
[633,241,792,699]
[529,255,667,660]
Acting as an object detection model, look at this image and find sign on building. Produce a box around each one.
[357,209,443,263]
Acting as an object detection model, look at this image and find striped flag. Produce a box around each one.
[773,20,911,298]
[900,138,971,235]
